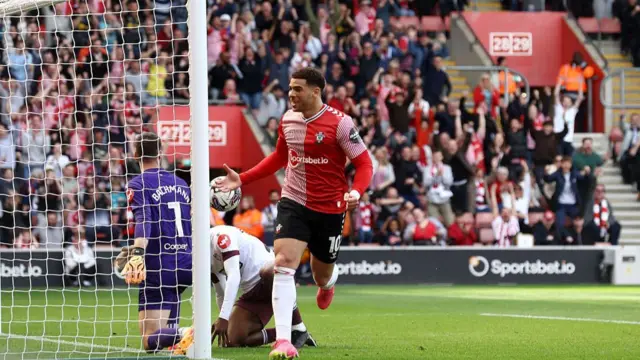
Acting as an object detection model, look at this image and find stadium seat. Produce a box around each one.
[421,16,450,31]
[389,16,450,31]
[578,18,621,34]
[475,212,494,229]
[479,228,495,244]
[528,212,544,226]
[392,16,419,28]
[516,234,534,248]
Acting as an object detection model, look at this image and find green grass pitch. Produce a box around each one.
[2,285,640,359]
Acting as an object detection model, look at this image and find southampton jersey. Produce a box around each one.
[127,168,192,286]
[278,105,368,214]
[210,225,274,294]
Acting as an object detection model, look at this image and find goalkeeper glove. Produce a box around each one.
[120,247,146,285]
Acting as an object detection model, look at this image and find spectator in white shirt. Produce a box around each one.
[256,80,287,127]
[36,211,64,248]
[423,150,454,226]
[407,89,430,121]
[45,143,70,179]
[298,23,322,60]
[64,227,96,287]
[0,122,15,170]
[370,147,396,193]
[513,161,532,233]
[19,114,50,178]
[553,83,583,156]
[492,207,520,247]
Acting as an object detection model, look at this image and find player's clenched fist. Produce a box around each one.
[344,190,361,211]
[120,247,146,285]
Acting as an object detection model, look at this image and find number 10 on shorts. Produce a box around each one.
[329,235,341,258]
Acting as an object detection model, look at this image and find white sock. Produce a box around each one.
[273,266,296,341]
[320,265,339,290]
[292,322,306,332]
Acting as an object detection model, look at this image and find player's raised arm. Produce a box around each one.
[120,181,149,285]
[337,116,374,210]
[215,122,288,192]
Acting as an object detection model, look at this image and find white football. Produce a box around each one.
[210,177,242,212]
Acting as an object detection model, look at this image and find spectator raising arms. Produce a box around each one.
[553,83,583,156]
[473,73,500,120]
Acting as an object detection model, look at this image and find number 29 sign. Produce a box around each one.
[489,32,533,57]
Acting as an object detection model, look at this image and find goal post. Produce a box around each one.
[187,0,212,359]
[0,0,212,359]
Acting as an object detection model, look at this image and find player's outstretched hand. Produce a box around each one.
[344,190,361,211]
[214,164,241,192]
[212,317,229,347]
[121,247,145,285]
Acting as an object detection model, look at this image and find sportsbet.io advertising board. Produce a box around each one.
[331,248,605,285]
[0,248,606,288]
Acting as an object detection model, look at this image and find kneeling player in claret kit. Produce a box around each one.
[175,225,316,355]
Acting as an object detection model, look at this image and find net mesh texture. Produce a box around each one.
[0,0,194,359]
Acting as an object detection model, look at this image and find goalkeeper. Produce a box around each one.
[118,132,194,352]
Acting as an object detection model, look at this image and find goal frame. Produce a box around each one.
[187,0,212,359]
[0,0,213,358]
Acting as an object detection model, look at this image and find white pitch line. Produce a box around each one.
[1,333,230,359]
[480,313,640,325]
[0,333,146,354]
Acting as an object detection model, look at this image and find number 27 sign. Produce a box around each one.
[489,32,533,56]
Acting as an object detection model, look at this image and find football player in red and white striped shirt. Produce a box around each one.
[215,67,373,359]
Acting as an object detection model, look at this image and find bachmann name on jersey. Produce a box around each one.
[239,105,373,214]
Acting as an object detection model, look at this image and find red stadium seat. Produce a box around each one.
[479,228,495,244]
[475,212,494,229]
[578,18,621,34]
[389,16,450,32]
[421,16,450,32]
[393,16,419,28]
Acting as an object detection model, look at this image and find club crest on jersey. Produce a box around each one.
[349,128,361,144]
[217,234,231,249]
[315,132,325,144]
[126,188,134,204]
[275,224,282,234]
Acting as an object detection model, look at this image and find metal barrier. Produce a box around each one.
[443,65,531,106]
[600,68,640,109]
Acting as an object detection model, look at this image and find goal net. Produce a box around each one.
[0,0,203,358]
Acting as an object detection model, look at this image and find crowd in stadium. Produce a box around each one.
[0,0,628,250]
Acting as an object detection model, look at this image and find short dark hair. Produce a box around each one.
[269,189,279,196]
[135,132,161,160]
[291,67,326,91]
[582,137,593,144]
[561,155,572,163]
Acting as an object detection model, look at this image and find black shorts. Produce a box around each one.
[275,197,346,264]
